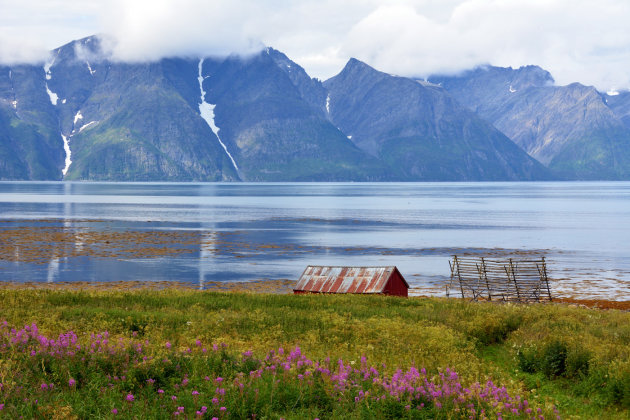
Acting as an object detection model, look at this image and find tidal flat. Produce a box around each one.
[2,181,630,300]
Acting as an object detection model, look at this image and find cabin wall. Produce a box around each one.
[384,272,408,297]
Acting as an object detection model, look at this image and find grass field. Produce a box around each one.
[0,289,628,419]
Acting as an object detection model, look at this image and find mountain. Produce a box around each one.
[606,91,630,129]
[0,37,389,181]
[430,66,630,179]
[4,35,629,181]
[0,65,64,179]
[44,37,235,181]
[198,48,389,181]
[324,59,549,181]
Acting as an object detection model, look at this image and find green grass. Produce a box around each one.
[0,289,628,419]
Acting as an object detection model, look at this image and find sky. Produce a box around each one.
[1,0,629,91]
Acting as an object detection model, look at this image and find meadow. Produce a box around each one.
[0,289,628,419]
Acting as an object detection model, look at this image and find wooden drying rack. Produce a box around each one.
[447,255,552,302]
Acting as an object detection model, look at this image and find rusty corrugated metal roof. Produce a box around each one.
[294,266,406,294]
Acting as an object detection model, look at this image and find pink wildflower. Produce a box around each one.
[126,394,134,402]
[111,408,118,414]
[165,341,172,349]
[68,378,76,387]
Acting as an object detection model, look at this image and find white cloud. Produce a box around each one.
[341,0,630,90]
[1,0,630,90]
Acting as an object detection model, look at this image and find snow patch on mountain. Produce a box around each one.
[326,94,330,114]
[44,53,59,105]
[509,85,517,93]
[86,62,96,75]
[197,58,240,173]
[79,121,98,132]
[61,134,72,176]
[45,85,59,105]
[11,100,17,109]
[74,111,83,125]
[607,89,620,96]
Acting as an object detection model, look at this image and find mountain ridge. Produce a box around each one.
[430,65,630,179]
[1,35,628,181]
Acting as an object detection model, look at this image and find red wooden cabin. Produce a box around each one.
[294,266,409,297]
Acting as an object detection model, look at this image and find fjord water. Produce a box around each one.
[0,181,629,299]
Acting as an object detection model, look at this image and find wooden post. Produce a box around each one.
[542,256,552,301]
[454,256,465,299]
[481,257,492,301]
[510,259,521,301]
[447,259,453,298]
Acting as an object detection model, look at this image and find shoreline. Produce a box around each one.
[1,279,628,310]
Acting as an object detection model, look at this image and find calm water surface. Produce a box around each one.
[0,182,629,299]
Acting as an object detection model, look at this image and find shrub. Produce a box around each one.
[541,340,567,378]
[566,347,591,378]
[610,370,630,408]
[469,312,523,346]
[517,346,539,374]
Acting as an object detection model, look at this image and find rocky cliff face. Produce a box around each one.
[431,66,630,179]
[325,59,549,181]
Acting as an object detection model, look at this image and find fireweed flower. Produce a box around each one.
[126,394,134,402]
[68,378,76,387]
[165,342,172,349]
[111,408,118,414]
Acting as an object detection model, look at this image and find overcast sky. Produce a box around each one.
[1,0,629,91]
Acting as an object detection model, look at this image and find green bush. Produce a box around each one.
[517,346,539,373]
[566,347,591,378]
[610,370,630,408]
[541,340,568,378]
[469,312,523,346]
